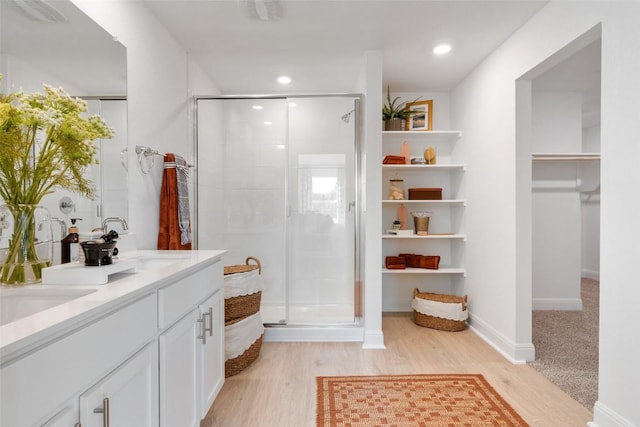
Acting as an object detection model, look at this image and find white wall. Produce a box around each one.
[71,0,190,250]
[452,2,640,425]
[582,125,600,280]
[359,50,384,348]
[531,92,582,310]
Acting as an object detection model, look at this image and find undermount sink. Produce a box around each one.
[0,287,97,327]
[133,253,193,271]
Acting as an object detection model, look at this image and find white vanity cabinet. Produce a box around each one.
[158,261,224,427]
[79,342,159,426]
[0,292,158,427]
[198,290,224,419]
[0,250,226,427]
[41,404,79,426]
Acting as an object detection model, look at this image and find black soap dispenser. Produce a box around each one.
[61,218,81,264]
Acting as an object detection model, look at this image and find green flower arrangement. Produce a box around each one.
[0,74,114,285]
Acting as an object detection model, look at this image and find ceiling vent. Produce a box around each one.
[240,0,283,21]
[10,0,67,23]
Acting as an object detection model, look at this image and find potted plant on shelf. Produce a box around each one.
[0,74,113,286]
[382,85,420,131]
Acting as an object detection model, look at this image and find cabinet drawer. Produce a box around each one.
[158,261,222,329]
[0,293,157,427]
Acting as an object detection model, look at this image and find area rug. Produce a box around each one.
[316,374,529,426]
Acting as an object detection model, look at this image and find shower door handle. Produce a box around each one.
[348,201,355,212]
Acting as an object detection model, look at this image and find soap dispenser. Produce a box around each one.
[61,218,81,264]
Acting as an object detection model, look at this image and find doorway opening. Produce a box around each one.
[516,25,601,409]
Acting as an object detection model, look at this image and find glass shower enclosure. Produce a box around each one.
[195,95,360,325]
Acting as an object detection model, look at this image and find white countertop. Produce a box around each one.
[0,250,226,362]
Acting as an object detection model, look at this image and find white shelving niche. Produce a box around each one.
[381,130,466,312]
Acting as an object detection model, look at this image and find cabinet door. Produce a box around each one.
[41,403,78,427]
[159,309,199,427]
[79,342,159,427]
[199,290,224,419]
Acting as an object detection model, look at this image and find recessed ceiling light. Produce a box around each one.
[433,44,452,55]
[277,76,292,84]
[264,121,273,125]
[252,105,263,110]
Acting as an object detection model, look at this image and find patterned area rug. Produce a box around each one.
[316,374,529,426]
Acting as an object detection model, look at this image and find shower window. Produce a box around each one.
[299,154,345,224]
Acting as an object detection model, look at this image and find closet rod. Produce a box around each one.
[532,153,600,161]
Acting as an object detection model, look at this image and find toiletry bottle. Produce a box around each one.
[61,218,81,264]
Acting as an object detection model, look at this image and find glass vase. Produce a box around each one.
[0,204,53,286]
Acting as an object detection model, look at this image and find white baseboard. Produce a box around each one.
[589,401,636,427]
[532,298,583,311]
[362,330,386,349]
[263,325,364,342]
[582,269,600,281]
[468,313,535,363]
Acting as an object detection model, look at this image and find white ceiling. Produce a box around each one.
[142,0,549,94]
[2,0,600,127]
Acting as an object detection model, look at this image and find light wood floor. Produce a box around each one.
[202,313,593,426]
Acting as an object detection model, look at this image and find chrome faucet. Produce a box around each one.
[102,217,129,232]
[52,218,67,239]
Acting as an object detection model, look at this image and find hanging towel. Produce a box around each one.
[157,153,192,250]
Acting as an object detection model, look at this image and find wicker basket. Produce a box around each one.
[224,256,261,275]
[412,288,468,332]
[224,291,262,322]
[224,315,263,377]
[224,257,262,321]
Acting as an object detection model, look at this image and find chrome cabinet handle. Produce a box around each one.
[197,314,206,344]
[93,397,110,427]
[206,307,213,337]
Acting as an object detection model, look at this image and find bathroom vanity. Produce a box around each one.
[0,250,226,427]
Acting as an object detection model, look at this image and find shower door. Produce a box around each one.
[196,96,359,325]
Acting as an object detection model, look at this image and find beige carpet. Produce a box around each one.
[316,374,529,426]
[529,278,599,410]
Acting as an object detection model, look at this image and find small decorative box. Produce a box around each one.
[408,188,442,200]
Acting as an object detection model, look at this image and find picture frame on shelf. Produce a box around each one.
[405,100,433,131]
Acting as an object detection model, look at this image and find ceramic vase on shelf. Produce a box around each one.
[0,204,53,286]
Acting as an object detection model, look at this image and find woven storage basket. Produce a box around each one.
[224,291,262,322]
[224,256,261,275]
[224,257,262,322]
[412,288,468,332]
[224,315,263,377]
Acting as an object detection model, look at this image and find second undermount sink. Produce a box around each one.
[0,287,97,327]
[133,253,194,271]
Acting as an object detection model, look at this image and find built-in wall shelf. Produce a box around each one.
[382,233,466,240]
[382,130,462,138]
[382,199,465,206]
[382,267,466,275]
[381,128,467,298]
[382,164,466,171]
[532,153,600,161]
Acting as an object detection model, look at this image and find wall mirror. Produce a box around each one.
[0,0,128,241]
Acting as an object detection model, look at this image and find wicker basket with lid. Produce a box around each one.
[224,256,262,321]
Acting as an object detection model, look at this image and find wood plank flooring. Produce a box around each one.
[202,313,593,426]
